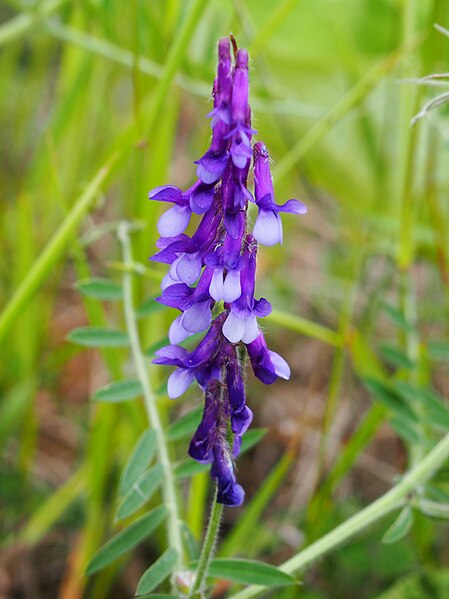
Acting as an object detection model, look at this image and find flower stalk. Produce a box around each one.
[118,221,184,570]
[188,486,224,599]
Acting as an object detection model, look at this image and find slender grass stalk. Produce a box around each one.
[117,221,184,570]
[0,0,68,47]
[0,155,117,344]
[188,487,224,599]
[229,428,449,599]
[273,37,421,181]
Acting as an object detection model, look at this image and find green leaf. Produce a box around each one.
[166,406,203,441]
[428,340,449,360]
[363,377,417,422]
[389,417,420,445]
[119,429,158,496]
[393,383,449,431]
[381,303,412,331]
[203,558,296,587]
[116,464,164,521]
[174,459,209,480]
[136,596,177,599]
[75,277,123,300]
[382,507,413,544]
[136,548,178,595]
[378,345,414,370]
[67,326,130,348]
[86,506,167,575]
[417,499,449,520]
[93,380,143,403]
[136,297,167,318]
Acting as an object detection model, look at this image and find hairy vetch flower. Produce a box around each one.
[149,37,306,506]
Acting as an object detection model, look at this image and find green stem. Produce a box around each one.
[117,222,184,571]
[188,487,224,599]
[229,429,449,599]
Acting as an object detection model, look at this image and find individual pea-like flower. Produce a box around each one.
[253,141,307,246]
[148,37,306,506]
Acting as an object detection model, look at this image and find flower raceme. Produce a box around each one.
[149,37,307,506]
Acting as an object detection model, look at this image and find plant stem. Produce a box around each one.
[118,221,184,571]
[188,486,224,599]
[229,428,449,599]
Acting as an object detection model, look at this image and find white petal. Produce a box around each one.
[269,350,291,380]
[169,316,191,344]
[181,301,211,333]
[176,252,202,285]
[209,269,225,301]
[253,210,283,246]
[167,368,194,398]
[157,205,191,237]
[222,270,241,303]
[222,312,245,343]
[241,315,259,344]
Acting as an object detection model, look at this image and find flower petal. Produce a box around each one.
[175,253,202,285]
[222,270,241,303]
[149,185,183,204]
[241,314,259,344]
[268,350,291,380]
[157,205,191,237]
[277,199,308,214]
[168,316,191,344]
[222,312,245,343]
[167,368,194,399]
[209,268,225,302]
[181,300,212,333]
[253,209,283,246]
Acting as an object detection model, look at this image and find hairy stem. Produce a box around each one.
[118,221,184,570]
[188,486,224,599]
[229,428,449,599]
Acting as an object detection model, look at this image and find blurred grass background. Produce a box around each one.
[2,0,449,597]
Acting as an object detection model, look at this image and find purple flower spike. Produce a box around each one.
[148,37,305,506]
[253,141,307,245]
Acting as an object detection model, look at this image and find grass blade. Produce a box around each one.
[0,155,116,343]
[86,506,167,575]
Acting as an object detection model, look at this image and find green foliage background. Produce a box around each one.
[2,0,449,597]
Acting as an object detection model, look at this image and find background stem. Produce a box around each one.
[229,428,449,599]
[118,221,184,570]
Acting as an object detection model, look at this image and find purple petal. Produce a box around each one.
[153,343,188,367]
[195,151,229,184]
[222,312,245,343]
[222,270,241,303]
[181,300,212,333]
[158,283,193,310]
[149,185,183,204]
[253,210,283,246]
[277,199,308,214]
[189,185,215,215]
[157,205,191,237]
[253,297,272,318]
[167,368,195,399]
[224,210,242,239]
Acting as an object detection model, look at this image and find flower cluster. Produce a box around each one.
[149,37,306,506]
